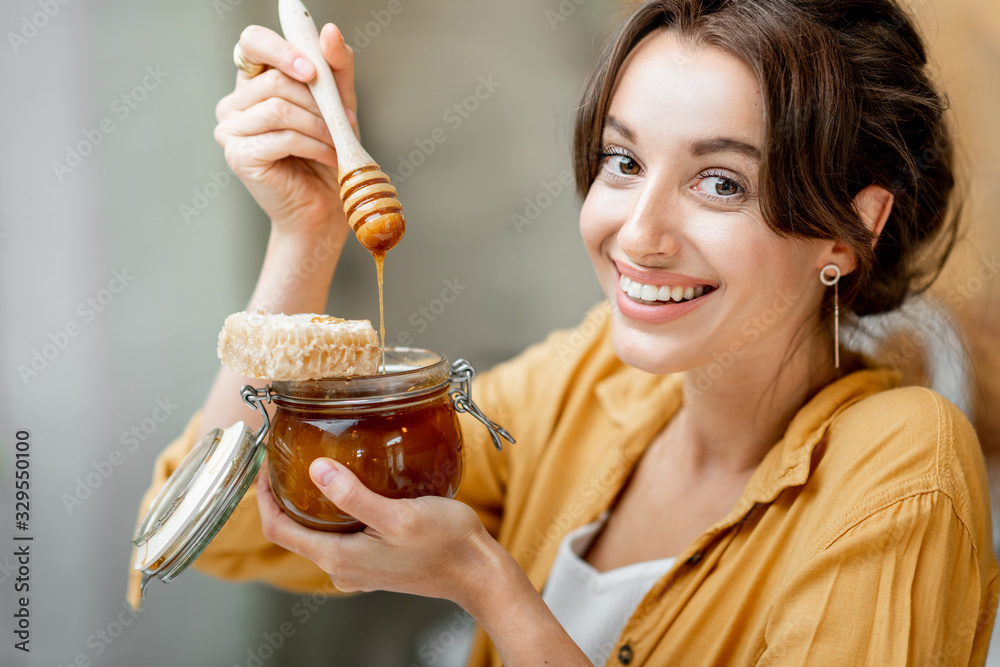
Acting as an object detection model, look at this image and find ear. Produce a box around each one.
[854,184,894,241]
[818,184,894,276]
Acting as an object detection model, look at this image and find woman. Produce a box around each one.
[131,0,998,664]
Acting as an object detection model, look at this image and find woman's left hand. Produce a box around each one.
[256,458,497,604]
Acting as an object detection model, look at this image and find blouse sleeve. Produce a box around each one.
[758,489,999,666]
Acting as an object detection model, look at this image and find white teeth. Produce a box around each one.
[619,274,712,304]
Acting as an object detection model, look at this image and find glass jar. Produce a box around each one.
[265,348,464,531]
[132,348,512,599]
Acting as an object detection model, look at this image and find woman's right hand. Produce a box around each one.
[214,23,358,241]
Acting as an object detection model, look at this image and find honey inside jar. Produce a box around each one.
[265,351,463,532]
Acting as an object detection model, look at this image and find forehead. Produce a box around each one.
[607,30,764,147]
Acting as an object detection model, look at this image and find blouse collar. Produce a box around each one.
[594,361,901,516]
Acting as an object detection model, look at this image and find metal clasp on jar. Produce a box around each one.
[241,384,276,447]
[448,359,515,452]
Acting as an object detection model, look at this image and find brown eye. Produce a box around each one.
[607,155,639,176]
[599,149,642,180]
[619,157,640,175]
[715,179,739,196]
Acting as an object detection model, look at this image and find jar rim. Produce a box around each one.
[270,347,450,405]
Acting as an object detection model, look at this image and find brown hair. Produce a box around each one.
[573,0,959,317]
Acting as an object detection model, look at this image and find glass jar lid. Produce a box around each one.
[132,419,264,598]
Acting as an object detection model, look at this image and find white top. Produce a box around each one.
[542,514,676,665]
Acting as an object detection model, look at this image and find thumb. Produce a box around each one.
[310,458,392,529]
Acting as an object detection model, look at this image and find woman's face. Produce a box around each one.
[580,30,830,376]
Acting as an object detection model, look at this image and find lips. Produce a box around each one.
[612,263,717,323]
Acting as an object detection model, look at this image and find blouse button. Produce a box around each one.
[618,644,634,664]
[686,551,703,565]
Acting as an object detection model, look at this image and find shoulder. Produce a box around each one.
[830,384,983,491]
[817,384,990,552]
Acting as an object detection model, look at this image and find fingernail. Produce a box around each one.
[292,57,313,79]
[311,459,338,487]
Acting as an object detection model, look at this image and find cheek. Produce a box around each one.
[579,185,621,258]
[706,221,790,286]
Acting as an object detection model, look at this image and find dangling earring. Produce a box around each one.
[820,264,841,369]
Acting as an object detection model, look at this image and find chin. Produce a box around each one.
[609,314,694,376]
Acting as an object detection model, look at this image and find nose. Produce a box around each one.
[617,176,683,263]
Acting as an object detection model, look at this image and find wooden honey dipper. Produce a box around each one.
[279,0,404,256]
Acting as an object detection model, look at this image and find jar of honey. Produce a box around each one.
[132,348,512,598]
[263,348,471,531]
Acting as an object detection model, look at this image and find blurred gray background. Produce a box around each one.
[1,0,998,666]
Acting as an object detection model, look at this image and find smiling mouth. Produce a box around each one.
[618,275,717,304]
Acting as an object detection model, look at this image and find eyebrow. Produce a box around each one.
[603,116,635,142]
[690,138,761,162]
[603,116,761,163]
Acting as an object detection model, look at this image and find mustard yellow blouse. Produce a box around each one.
[129,303,998,666]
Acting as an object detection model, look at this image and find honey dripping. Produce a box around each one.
[375,251,386,373]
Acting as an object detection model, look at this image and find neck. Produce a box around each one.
[670,331,846,477]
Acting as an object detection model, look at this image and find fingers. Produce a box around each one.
[256,467,340,564]
[216,21,358,157]
[222,128,338,171]
[238,24,315,82]
[310,459,396,531]
[217,67,321,122]
[223,97,332,147]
